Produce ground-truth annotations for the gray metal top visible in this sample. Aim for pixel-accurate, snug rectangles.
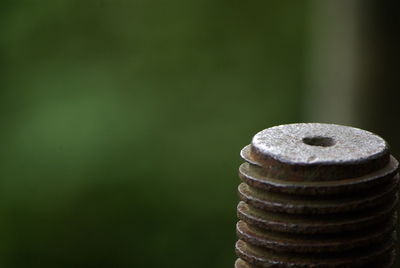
[251,123,388,165]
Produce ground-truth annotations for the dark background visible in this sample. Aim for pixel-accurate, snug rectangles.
[0,1,398,267]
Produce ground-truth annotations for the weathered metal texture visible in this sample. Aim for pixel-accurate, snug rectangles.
[235,123,399,267]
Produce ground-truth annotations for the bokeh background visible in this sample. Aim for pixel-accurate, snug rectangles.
[0,1,398,267]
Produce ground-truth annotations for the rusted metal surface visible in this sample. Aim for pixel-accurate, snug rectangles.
[235,123,399,267]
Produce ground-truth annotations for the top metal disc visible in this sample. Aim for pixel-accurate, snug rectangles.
[252,123,388,165]
[248,123,390,180]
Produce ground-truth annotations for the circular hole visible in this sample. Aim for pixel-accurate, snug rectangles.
[302,136,335,147]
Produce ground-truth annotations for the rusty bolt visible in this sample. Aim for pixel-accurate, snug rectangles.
[235,123,398,267]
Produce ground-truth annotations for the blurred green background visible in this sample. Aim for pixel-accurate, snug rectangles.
[0,1,398,267]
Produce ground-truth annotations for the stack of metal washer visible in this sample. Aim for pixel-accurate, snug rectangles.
[235,123,399,267]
